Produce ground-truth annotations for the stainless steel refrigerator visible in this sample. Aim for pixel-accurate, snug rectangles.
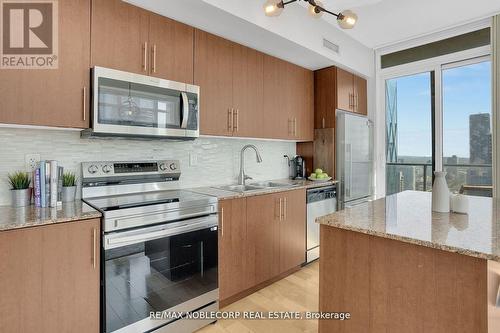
[336,110,373,209]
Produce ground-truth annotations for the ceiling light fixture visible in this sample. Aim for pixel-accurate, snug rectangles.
[263,0,358,29]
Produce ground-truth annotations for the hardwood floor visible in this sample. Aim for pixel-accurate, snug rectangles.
[198,261,319,333]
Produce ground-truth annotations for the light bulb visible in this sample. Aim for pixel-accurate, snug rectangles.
[308,0,324,18]
[263,0,284,17]
[337,10,357,29]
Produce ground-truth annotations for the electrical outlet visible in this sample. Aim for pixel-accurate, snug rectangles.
[189,153,198,167]
[25,154,41,172]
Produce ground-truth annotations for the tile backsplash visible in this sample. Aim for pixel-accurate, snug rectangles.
[0,127,296,206]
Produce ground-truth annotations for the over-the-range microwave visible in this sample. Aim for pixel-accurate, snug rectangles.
[82,66,199,140]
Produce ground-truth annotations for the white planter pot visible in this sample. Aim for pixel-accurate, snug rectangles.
[11,188,31,207]
[432,171,450,213]
[62,186,76,202]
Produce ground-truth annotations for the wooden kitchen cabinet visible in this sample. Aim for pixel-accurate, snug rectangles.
[148,13,194,83]
[262,58,314,141]
[353,74,368,115]
[91,0,149,75]
[336,67,367,115]
[314,66,367,129]
[219,189,306,305]
[0,0,90,128]
[92,0,193,82]
[0,219,100,333]
[279,189,306,273]
[262,55,290,140]
[194,29,234,136]
[314,67,337,129]
[218,198,253,300]
[232,44,264,138]
[336,67,355,113]
[246,193,281,285]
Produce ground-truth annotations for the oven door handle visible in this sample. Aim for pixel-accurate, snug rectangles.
[105,216,217,249]
[180,92,189,129]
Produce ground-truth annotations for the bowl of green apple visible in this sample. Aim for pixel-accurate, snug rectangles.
[308,169,332,182]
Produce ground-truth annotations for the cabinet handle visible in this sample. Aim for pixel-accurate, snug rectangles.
[233,109,239,132]
[221,207,224,237]
[151,44,157,74]
[82,86,87,121]
[228,109,233,132]
[322,117,325,129]
[142,42,148,72]
[283,197,287,220]
[279,198,283,221]
[91,227,97,269]
[294,118,297,136]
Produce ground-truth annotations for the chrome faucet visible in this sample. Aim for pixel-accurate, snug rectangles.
[238,145,263,185]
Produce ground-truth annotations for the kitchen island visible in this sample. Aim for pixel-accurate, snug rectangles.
[317,191,500,333]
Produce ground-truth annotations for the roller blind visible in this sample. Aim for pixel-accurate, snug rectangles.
[381,28,491,69]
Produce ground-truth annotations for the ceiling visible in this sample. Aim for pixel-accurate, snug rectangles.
[313,0,500,48]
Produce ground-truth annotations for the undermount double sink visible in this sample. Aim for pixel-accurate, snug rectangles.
[215,181,300,193]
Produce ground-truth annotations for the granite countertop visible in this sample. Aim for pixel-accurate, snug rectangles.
[0,201,102,232]
[189,178,338,200]
[317,191,500,261]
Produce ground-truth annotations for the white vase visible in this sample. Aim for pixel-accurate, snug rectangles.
[432,171,450,213]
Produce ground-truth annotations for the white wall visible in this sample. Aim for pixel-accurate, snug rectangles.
[0,128,295,206]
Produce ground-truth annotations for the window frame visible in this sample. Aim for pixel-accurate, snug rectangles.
[375,41,491,197]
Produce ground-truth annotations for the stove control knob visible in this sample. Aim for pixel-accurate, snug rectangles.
[159,163,167,171]
[102,165,112,174]
[88,165,98,174]
[169,163,177,171]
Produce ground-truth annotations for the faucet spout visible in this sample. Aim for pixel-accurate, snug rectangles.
[238,145,263,185]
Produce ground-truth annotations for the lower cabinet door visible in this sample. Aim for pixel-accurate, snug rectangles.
[279,189,306,273]
[247,193,281,285]
[218,198,251,301]
[0,219,100,333]
[41,219,100,332]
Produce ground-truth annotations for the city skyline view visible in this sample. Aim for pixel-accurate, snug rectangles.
[389,60,492,160]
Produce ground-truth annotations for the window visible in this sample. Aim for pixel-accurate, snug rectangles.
[442,59,492,196]
[382,54,492,197]
[386,72,433,195]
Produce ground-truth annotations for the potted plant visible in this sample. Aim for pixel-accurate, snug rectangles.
[62,172,77,202]
[8,171,31,207]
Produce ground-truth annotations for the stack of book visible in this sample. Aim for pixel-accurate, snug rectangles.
[33,161,63,208]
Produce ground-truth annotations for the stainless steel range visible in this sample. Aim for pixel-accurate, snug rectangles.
[82,160,219,333]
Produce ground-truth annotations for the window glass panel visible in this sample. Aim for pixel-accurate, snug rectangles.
[442,60,492,197]
[386,72,433,195]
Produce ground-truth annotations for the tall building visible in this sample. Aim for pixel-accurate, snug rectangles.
[467,113,492,185]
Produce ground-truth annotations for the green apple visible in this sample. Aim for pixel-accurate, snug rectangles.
[310,173,317,179]
[318,173,327,179]
[323,173,329,178]
[314,168,323,175]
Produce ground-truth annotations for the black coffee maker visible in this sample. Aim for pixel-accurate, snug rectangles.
[292,155,306,180]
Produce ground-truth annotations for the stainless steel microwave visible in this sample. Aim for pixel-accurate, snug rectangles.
[83,67,199,140]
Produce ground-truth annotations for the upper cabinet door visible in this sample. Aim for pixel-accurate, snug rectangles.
[0,0,91,128]
[262,55,289,140]
[336,67,354,112]
[354,75,368,115]
[91,0,149,74]
[295,67,314,141]
[314,67,336,129]
[232,44,264,138]
[148,13,194,83]
[195,30,234,136]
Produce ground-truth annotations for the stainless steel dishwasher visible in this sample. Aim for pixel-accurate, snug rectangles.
[306,185,337,263]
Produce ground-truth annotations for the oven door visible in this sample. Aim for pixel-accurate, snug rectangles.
[92,67,199,139]
[103,215,218,333]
